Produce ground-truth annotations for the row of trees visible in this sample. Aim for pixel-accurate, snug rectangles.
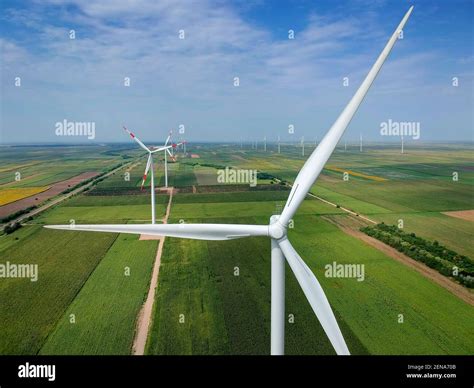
[3,222,22,234]
[0,205,37,224]
[361,223,474,288]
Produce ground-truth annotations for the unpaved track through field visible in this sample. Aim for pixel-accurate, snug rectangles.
[132,188,173,355]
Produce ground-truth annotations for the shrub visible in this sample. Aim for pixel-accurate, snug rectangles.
[4,222,22,234]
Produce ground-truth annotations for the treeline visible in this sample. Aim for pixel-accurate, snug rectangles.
[0,206,37,223]
[183,162,288,185]
[3,222,22,235]
[256,172,286,185]
[361,223,474,288]
[183,162,227,169]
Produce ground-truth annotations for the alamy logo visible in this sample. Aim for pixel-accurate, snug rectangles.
[380,119,420,140]
[18,362,55,382]
[325,261,365,282]
[0,262,38,282]
[55,119,96,139]
[217,167,257,187]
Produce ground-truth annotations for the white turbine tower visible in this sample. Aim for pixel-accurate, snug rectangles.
[301,136,305,157]
[264,136,267,152]
[179,134,187,155]
[46,7,413,356]
[123,126,175,224]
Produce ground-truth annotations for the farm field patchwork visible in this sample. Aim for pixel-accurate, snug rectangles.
[0,143,472,356]
[40,233,158,355]
[0,226,117,354]
[147,210,474,354]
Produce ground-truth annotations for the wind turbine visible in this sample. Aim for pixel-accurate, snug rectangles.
[123,126,175,224]
[178,133,187,155]
[46,7,413,356]
[158,130,185,188]
[264,136,267,152]
[277,135,281,154]
[301,136,305,157]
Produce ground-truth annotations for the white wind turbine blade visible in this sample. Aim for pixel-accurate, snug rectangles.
[45,223,269,241]
[141,154,152,190]
[164,130,172,146]
[277,238,350,355]
[150,145,173,153]
[166,147,177,162]
[123,126,150,152]
[278,6,413,227]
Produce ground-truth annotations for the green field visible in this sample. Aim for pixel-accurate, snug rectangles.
[0,143,472,355]
[0,226,116,354]
[145,200,474,355]
[40,233,158,355]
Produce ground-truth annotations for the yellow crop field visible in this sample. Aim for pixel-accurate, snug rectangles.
[326,166,387,182]
[0,186,50,206]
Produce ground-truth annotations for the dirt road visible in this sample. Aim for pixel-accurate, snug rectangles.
[132,188,174,355]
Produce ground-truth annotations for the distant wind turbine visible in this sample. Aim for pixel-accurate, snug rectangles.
[123,126,176,224]
[160,130,185,188]
[359,133,363,152]
[277,135,281,154]
[47,6,413,356]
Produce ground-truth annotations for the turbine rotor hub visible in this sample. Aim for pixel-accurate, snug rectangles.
[269,215,287,240]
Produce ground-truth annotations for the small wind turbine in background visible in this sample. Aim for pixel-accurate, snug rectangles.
[183,136,187,155]
[301,136,305,156]
[159,130,184,188]
[123,127,177,224]
[48,6,414,356]
[264,136,267,152]
[277,135,281,154]
[359,133,363,152]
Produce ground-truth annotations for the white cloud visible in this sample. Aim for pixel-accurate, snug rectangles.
[2,0,463,142]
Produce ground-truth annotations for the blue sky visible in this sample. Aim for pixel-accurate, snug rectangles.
[1,0,472,144]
